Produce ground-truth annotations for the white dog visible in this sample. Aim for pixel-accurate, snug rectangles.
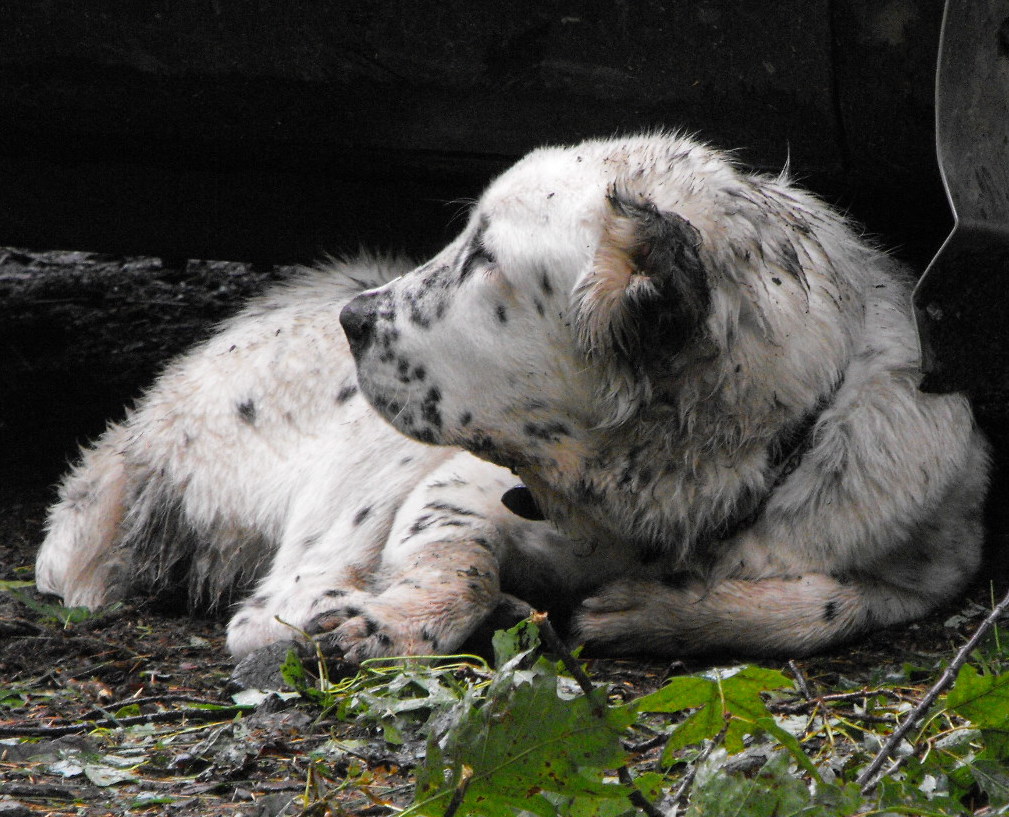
[36,133,990,662]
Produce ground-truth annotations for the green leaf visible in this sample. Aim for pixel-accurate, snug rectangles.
[636,666,791,762]
[686,753,814,817]
[491,617,541,667]
[4,588,96,626]
[969,759,1009,808]
[754,716,822,784]
[948,665,1009,730]
[410,650,634,816]
[279,648,326,703]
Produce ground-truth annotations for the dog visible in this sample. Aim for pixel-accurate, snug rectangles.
[35,132,990,662]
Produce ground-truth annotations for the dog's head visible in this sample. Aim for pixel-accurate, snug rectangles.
[341,134,868,503]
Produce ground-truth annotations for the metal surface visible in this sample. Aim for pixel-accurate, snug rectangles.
[914,0,1009,398]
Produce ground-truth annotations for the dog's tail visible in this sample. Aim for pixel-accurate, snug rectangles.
[35,423,132,609]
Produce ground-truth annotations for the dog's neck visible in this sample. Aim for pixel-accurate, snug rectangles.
[508,375,843,558]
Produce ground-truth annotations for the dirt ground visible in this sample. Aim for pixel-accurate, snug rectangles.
[1,249,1006,816]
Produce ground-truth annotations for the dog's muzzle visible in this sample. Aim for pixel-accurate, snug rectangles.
[340,293,378,355]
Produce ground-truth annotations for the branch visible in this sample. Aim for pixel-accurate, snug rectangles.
[857,585,1009,792]
[532,612,666,817]
[0,705,250,737]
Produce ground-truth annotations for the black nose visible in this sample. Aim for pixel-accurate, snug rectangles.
[340,294,377,354]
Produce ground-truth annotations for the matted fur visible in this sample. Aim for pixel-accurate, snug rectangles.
[37,133,990,661]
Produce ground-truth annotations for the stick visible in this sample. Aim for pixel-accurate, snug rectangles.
[532,612,665,817]
[0,705,251,737]
[442,765,474,817]
[857,585,1009,792]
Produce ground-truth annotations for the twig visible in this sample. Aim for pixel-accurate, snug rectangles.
[0,704,250,737]
[531,611,595,697]
[532,611,665,817]
[788,659,812,700]
[0,781,103,801]
[667,719,730,815]
[857,585,1009,793]
[617,766,667,817]
[442,765,474,817]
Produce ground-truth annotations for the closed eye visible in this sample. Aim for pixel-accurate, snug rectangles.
[459,239,497,281]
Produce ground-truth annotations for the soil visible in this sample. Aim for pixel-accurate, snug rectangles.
[0,249,1006,816]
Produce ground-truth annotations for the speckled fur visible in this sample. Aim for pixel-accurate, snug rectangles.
[36,133,989,661]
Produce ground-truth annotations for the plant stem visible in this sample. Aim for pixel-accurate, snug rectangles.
[857,585,1009,792]
[532,612,665,817]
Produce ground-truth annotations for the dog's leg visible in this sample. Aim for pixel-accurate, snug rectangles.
[306,455,525,662]
[35,424,131,608]
[573,568,959,658]
[226,453,523,662]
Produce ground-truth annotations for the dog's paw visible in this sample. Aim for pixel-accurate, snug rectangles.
[305,591,467,663]
[572,579,680,656]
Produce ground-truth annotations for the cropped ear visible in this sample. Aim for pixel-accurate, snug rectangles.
[575,188,710,362]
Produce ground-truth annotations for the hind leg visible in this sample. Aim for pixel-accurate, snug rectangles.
[35,425,131,608]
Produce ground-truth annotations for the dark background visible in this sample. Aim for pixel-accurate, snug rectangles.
[3,0,1005,520]
[1,0,950,266]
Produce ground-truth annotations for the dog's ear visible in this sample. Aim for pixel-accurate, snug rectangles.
[576,189,710,361]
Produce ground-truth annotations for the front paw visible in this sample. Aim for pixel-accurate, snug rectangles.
[305,599,406,663]
[573,579,682,657]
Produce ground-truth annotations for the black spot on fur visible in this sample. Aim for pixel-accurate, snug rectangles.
[823,600,838,622]
[777,240,804,284]
[459,411,473,427]
[414,429,437,444]
[424,501,481,518]
[771,277,783,286]
[301,533,321,552]
[495,304,508,323]
[336,384,358,404]
[540,271,554,296]
[362,617,379,636]
[409,304,431,329]
[421,387,442,429]
[323,589,347,598]
[524,421,570,442]
[353,506,372,526]
[237,399,257,425]
[408,514,434,536]
[534,299,546,316]
[413,366,426,381]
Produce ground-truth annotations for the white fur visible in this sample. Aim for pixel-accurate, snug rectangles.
[37,134,990,660]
